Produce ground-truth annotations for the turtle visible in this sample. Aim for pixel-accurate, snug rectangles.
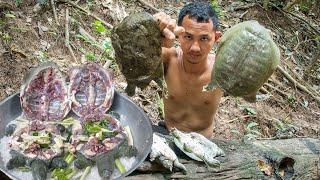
[68,61,114,121]
[111,12,164,96]
[150,133,187,173]
[171,128,225,168]
[204,20,280,102]
[20,61,71,121]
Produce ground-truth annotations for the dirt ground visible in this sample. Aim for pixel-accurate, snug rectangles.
[0,0,319,179]
[0,0,319,142]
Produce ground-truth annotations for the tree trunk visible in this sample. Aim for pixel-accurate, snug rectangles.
[125,138,320,179]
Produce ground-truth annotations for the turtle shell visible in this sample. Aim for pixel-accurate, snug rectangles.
[208,20,280,101]
[111,12,163,95]
[68,61,114,121]
[20,62,71,121]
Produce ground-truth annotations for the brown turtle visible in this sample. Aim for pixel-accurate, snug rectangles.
[204,20,280,102]
[111,12,163,95]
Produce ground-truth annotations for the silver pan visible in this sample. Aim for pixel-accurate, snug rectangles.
[0,91,153,179]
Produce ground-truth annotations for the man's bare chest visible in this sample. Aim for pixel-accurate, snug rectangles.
[165,71,216,106]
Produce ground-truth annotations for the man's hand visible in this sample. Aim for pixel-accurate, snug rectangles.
[153,12,185,48]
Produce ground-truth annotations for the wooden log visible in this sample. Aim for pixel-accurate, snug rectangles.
[125,138,320,179]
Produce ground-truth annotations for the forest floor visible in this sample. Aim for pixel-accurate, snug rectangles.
[0,0,319,143]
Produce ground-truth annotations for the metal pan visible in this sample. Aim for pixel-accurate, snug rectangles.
[0,91,153,179]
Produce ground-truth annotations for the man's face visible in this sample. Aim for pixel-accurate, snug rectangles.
[179,15,220,64]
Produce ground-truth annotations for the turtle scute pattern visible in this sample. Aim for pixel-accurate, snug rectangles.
[208,20,280,101]
[111,12,163,95]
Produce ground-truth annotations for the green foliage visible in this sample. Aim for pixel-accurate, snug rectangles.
[273,0,286,8]
[92,20,107,34]
[0,20,5,29]
[85,52,96,61]
[115,159,126,174]
[287,95,297,108]
[84,120,111,134]
[5,13,15,18]
[0,32,12,42]
[52,168,73,180]
[244,122,262,141]
[15,0,22,6]
[18,166,31,172]
[76,34,113,61]
[156,93,164,118]
[84,120,116,140]
[244,107,257,115]
[102,39,112,51]
[272,117,298,136]
[210,0,223,18]
[237,102,257,115]
[299,0,316,14]
[100,38,114,60]
[76,34,95,45]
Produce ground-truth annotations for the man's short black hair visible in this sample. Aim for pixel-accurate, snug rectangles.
[178,2,219,30]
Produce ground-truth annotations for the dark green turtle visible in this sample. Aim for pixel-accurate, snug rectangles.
[111,12,163,96]
[204,20,280,102]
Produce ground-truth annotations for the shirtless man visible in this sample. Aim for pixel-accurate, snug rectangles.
[154,2,223,138]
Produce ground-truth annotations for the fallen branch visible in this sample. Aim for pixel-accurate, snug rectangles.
[79,27,97,42]
[283,57,320,97]
[134,138,320,179]
[270,2,320,35]
[136,0,160,13]
[103,60,113,69]
[264,82,289,97]
[233,3,256,11]
[277,66,320,103]
[259,86,269,94]
[65,8,78,63]
[224,115,253,124]
[58,0,113,29]
[50,0,59,25]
